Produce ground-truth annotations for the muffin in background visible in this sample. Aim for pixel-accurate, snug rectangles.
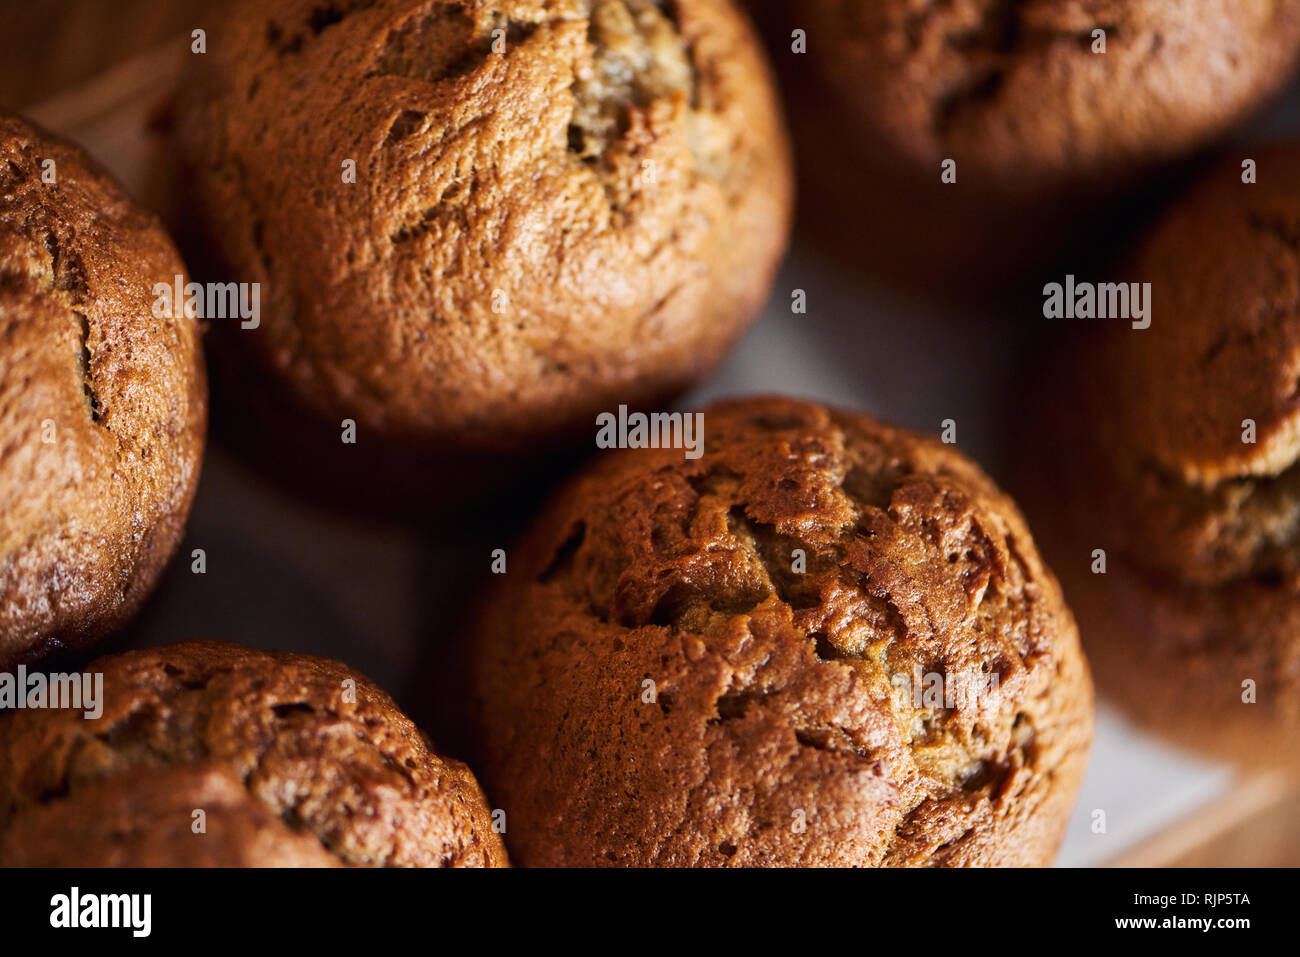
[1020,145,1300,765]
[0,641,509,867]
[176,0,791,465]
[770,0,1300,289]
[471,396,1093,867]
[0,112,206,670]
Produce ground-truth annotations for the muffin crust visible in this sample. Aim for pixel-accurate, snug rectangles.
[1041,146,1300,762]
[801,0,1300,194]
[769,0,1300,288]
[0,113,206,668]
[178,0,791,451]
[471,396,1093,866]
[0,641,509,867]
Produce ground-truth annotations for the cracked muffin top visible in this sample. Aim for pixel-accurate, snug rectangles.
[800,0,1300,192]
[0,641,509,867]
[177,0,791,450]
[471,396,1093,866]
[0,113,206,669]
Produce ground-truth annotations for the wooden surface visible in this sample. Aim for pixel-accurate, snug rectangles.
[0,0,225,112]
[1164,791,1300,867]
[1106,770,1300,867]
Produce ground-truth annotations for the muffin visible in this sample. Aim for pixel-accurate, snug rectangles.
[1027,146,1300,764]
[0,113,206,669]
[470,396,1094,866]
[0,641,508,867]
[776,0,1300,286]
[177,0,791,455]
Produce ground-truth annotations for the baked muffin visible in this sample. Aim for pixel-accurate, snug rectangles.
[177,0,791,454]
[470,396,1094,866]
[776,0,1300,286]
[1026,146,1300,764]
[0,641,508,867]
[0,113,206,669]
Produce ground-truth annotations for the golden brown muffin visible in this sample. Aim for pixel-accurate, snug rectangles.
[775,0,1300,286]
[177,0,791,454]
[1026,146,1300,765]
[0,113,206,669]
[0,641,509,867]
[470,396,1093,867]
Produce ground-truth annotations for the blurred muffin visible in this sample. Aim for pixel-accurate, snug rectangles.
[0,113,206,669]
[177,0,791,458]
[776,0,1300,287]
[1027,146,1300,764]
[0,641,508,867]
[470,396,1093,867]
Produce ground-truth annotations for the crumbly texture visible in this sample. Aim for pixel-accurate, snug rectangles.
[471,396,1093,866]
[0,641,509,867]
[0,113,206,669]
[1035,147,1300,763]
[177,0,791,451]
[802,0,1300,194]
